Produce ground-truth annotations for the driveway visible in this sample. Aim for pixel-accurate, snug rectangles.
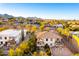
[50,45,73,56]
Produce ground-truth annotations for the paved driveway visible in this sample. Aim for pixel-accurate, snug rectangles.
[50,45,73,56]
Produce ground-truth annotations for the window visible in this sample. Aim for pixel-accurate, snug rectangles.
[55,38,62,45]
[1,41,3,44]
[57,38,59,40]
[37,42,41,45]
[5,37,7,39]
[5,42,7,45]
[37,42,40,44]
[50,43,52,46]
[61,39,64,43]
[56,38,60,43]
[46,38,48,41]
[0,41,3,45]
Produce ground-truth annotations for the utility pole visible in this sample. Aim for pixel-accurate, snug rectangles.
[19,17,24,41]
[21,27,24,41]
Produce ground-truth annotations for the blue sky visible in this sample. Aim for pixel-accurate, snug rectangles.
[0,3,79,19]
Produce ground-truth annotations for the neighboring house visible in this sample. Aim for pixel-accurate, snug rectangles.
[0,29,27,47]
[0,17,3,22]
[35,30,63,47]
[70,31,79,37]
[43,24,63,30]
[2,18,8,22]
[44,23,51,27]
[44,24,55,30]
[53,24,63,28]
[27,19,35,24]
[44,26,56,30]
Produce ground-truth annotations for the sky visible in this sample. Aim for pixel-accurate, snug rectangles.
[0,3,79,19]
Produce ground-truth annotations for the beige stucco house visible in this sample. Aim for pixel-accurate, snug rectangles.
[35,30,63,47]
[35,30,73,55]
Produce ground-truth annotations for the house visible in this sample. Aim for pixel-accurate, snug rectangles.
[0,29,27,47]
[2,18,8,22]
[35,29,79,55]
[35,30,63,47]
[35,30,73,55]
[44,23,55,30]
[53,24,63,28]
[70,31,79,37]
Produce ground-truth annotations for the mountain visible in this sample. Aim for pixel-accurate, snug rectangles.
[0,14,14,18]
[0,14,2,16]
[27,17,42,20]
[0,14,42,20]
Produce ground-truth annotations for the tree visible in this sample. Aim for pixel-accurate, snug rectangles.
[0,27,8,31]
[0,22,3,25]
[74,53,79,56]
[15,47,23,56]
[72,35,79,47]
[28,32,37,52]
[19,42,28,50]
[25,24,32,32]
[39,51,47,56]
[32,25,37,32]
[57,27,63,33]
[8,32,37,56]
[44,44,51,56]
[8,48,15,56]
[57,28,70,36]
[32,51,38,56]
[62,28,70,36]
[0,49,4,56]
[39,25,44,31]
[32,51,47,56]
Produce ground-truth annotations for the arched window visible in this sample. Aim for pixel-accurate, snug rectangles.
[55,38,61,44]
[5,37,7,40]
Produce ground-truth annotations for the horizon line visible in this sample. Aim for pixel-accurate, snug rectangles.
[1,13,79,20]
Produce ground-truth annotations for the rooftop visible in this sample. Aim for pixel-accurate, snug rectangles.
[0,29,21,37]
[70,31,79,34]
[53,24,63,27]
[35,30,62,40]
